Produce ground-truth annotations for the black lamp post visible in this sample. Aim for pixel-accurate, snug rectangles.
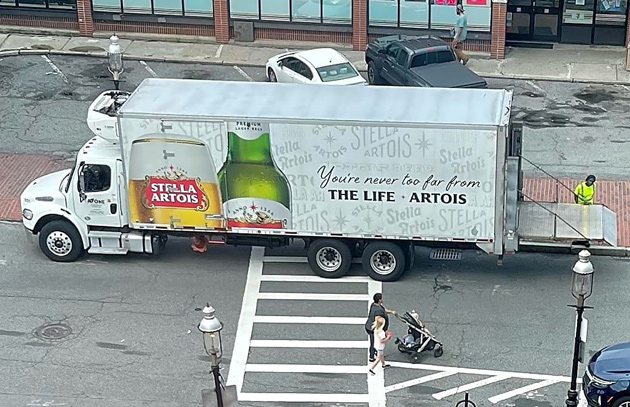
[107,35,124,90]
[566,250,594,407]
[198,304,224,407]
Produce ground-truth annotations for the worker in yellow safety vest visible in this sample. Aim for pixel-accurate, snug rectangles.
[574,175,596,205]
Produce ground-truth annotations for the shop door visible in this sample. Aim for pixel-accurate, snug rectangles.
[507,0,563,41]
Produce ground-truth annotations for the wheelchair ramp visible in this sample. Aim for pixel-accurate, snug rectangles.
[518,202,617,246]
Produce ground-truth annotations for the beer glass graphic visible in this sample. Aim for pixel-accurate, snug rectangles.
[128,134,224,229]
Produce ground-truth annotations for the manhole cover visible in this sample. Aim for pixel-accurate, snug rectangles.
[34,322,72,340]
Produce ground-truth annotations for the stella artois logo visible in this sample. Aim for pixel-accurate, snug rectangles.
[142,165,209,211]
[227,201,285,229]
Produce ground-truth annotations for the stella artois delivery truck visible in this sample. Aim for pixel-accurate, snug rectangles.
[19,79,617,281]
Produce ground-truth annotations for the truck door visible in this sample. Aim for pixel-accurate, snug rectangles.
[392,48,410,85]
[74,161,123,227]
[381,43,402,85]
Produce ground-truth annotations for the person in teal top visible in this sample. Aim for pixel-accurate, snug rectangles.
[452,4,469,65]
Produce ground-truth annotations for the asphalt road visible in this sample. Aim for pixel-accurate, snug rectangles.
[1,55,630,180]
[1,221,630,407]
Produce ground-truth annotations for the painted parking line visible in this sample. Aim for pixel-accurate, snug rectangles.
[226,250,384,407]
[432,375,510,400]
[488,379,561,404]
[139,60,158,77]
[41,55,69,84]
[234,65,253,82]
[384,371,458,393]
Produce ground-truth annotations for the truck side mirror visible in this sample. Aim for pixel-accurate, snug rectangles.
[378,48,386,54]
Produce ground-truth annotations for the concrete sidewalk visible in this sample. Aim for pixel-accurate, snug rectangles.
[1,26,630,84]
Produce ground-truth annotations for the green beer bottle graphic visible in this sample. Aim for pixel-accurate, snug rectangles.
[218,121,292,229]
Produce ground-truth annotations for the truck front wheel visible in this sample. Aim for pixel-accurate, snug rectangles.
[307,239,352,279]
[362,242,406,282]
[39,220,83,262]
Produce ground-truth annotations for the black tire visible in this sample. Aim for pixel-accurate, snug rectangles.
[307,239,352,278]
[39,220,83,262]
[268,68,278,82]
[434,346,444,358]
[367,61,382,85]
[361,241,406,282]
[611,396,630,407]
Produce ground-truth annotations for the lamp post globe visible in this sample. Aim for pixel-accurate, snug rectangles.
[107,35,124,89]
[571,250,594,300]
[198,304,223,367]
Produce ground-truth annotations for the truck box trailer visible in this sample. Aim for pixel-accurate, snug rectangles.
[20,79,617,281]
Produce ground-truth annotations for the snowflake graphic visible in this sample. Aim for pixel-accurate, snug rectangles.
[363,214,373,228]
[415,133,432,158]
[333,210,348,229]
[325,131,336,148]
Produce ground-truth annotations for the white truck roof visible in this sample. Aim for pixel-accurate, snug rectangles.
[118,78,513,128]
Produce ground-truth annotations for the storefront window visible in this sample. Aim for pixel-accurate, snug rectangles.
[262,0,290,20]
[16,0,46,7]
[562,0,595,24]
[92,0,209,15]
[596,0,627,24]
[230,0,258,18]
[229,0,351,23]
[401,0,429,28]
[369,0,489,30]
[0,0,16,6]
[184,0,213,16]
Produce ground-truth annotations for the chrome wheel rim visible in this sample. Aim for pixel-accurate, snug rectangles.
[316,247,342,272]
[370,250,396,275]
[46,231,73,257]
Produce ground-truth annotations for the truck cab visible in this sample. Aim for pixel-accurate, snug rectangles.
[20,90,161,262]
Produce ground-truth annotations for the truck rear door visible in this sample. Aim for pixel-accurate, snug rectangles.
[381,43,403,85]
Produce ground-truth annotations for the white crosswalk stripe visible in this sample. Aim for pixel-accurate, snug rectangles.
[227,250,584,406]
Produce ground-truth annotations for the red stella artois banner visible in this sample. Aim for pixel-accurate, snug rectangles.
[143,176,209,211]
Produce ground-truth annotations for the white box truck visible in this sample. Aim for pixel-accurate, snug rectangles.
[20,79,617,281]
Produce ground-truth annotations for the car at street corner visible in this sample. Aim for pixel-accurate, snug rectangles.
[583,342,630,407]
[266,48,366,86]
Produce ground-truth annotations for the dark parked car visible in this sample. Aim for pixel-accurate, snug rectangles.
[365,35,487,88]
[583,342,630,407]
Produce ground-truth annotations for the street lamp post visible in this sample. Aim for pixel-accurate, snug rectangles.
[107,35,124,90]
[198,304,224,407]
[566,250,594,407]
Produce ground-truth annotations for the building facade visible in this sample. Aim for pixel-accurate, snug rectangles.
[1,0,628,59]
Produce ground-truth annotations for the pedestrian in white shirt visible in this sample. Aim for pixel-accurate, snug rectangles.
[369,316,391,375]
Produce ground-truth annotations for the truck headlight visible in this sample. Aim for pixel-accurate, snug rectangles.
[22,209,33,220]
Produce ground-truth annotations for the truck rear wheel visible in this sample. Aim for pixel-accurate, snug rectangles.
[367,61,382,85]
[362,241,406,282]
[39,220,83,262]
[307,239,352,279]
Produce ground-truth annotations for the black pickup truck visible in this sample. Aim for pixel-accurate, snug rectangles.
[365,35,487,88]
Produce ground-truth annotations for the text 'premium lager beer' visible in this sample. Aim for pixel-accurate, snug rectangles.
[128,135,224,228]
[218,122,292,229]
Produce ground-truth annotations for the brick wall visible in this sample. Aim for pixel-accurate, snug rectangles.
[94,20,215,36]
[254,27,352,43]
[352,0,367,51]
[368,34,490,52]
[77,0,94,36]
[213,0,229,43]
[0,14,79,30]
[490,0,507,59]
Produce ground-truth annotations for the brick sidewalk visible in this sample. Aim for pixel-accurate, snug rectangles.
[523,177,630,247]
[1,153,628,246]
[0,153,70,221]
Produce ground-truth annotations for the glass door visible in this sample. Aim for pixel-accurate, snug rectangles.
[507,0,562,41]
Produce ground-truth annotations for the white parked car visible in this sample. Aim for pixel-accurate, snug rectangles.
[266,48,366,85]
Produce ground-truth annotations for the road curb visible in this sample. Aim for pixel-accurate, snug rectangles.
[3,47,630,84]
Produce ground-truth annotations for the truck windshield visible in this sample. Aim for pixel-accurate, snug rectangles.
[316,63,359,82]
[411,50,455,68]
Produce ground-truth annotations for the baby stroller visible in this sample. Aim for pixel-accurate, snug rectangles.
[394,310,444,358]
